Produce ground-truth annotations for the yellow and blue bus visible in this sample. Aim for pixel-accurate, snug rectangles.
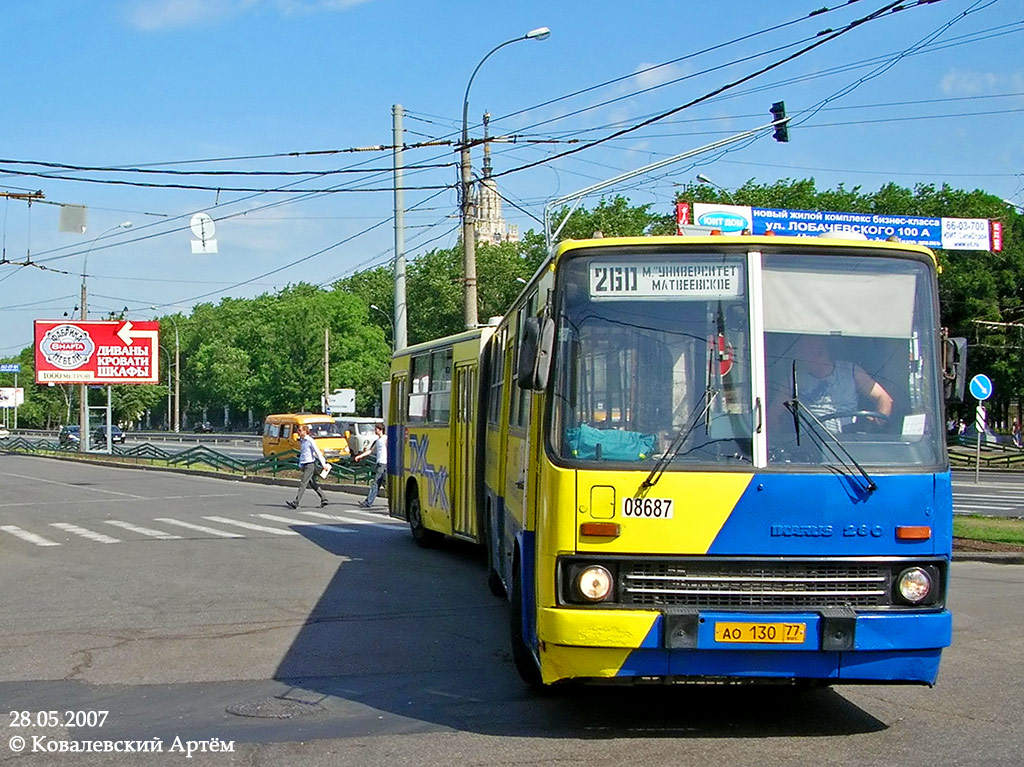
[390,234,955,687]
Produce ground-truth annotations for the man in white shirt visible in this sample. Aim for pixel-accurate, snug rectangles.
[286,423,329,509]
[354,423,387,507]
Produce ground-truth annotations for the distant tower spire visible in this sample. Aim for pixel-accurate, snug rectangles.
[482,112,492,179]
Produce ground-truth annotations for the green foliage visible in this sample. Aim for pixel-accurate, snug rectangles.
[5,184,1021,429]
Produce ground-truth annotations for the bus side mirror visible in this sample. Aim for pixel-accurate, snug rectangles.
[517,316,555,391]
[943,336,967,403]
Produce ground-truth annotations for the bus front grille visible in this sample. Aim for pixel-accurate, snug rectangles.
[620,561,890,608]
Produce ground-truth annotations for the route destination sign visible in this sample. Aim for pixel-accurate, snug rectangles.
[34,320,160,385]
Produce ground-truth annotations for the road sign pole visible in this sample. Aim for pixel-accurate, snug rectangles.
[968,374,993,484]
[975,405,983,483]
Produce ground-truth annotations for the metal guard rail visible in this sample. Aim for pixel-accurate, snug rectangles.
[0,439,377,484]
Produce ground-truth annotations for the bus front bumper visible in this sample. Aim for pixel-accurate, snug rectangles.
[536,606,951,685]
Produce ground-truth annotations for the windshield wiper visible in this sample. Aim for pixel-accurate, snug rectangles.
[637,387,719,496]
[784,399,878,494]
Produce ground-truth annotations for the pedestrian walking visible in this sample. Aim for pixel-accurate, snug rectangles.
[353,422,387,508]
[1013,418,1022,448]
[286,423,329,509]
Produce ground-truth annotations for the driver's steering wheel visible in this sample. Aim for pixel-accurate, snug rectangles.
[818,410,890,432]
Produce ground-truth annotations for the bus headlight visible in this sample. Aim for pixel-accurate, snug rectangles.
[896,567,932,604]
[576,565,614,602]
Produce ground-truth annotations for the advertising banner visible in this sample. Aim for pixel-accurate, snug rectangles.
[688,203,1000,251]
[34,320,160,385]
[0,388,24,408]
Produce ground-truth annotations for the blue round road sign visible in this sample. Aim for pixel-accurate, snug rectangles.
[969,374,993,401]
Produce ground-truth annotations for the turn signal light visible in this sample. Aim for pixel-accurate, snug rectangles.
[896,525,932,540]
[580,522,621,538]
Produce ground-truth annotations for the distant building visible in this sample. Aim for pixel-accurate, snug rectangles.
[472,113,519,245]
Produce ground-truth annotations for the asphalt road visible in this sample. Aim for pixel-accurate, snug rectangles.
[1,454,1022,766]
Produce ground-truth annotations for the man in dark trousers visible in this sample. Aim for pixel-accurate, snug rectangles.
[353,422,387,507]
[286,423,329,509]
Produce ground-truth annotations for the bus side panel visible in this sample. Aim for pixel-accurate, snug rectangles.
[404,424,454,536]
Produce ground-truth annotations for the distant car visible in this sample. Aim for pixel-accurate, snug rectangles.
[0,427,9,440]
[334,417,382,455]
[195,421,214,433]
[92,425,126,445]
[58,425,80,447]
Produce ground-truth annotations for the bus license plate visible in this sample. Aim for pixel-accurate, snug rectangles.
[714,622,806,644]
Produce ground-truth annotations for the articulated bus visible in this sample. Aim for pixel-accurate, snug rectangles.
[389,234,955,687]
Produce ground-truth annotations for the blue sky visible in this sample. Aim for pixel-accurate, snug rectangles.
[1,0,1021,356]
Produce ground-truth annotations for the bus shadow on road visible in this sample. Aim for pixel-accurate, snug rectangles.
[271,525,887,739]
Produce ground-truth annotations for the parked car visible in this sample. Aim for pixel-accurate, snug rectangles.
[92,425,126,445]
[58,425,80,447]
[334,416,382,455]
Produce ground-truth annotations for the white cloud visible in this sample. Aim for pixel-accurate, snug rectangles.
[940,69,1024,96]
[125,0,373,31]
[630,61,686,92]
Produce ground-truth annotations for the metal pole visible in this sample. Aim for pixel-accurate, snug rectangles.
[460,133,478,330]
[174,323,180,432]
[324,327,330,413]
[392,104,408,350]
[461,28,550,330]
[77,221,131,448]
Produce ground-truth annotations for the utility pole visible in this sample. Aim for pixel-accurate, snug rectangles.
[324,327,330,414]
[460,124,478,330]
[392,104,408,350]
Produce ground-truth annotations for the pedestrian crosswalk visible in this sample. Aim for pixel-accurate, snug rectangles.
[0,507,404,549]
[953,478,1024,517]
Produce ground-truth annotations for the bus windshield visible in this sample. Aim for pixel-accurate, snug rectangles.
[549,248,944,470]
[551,252,753,466]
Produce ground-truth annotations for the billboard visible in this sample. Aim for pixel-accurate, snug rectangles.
[34,320,160,385]
[0,388,24,408]
[687,203,1001,251]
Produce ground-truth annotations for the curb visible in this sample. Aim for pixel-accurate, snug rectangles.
[953,552,1024,565]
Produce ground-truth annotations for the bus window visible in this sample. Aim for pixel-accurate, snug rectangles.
[428,349,453,423]
[551,254,752,464]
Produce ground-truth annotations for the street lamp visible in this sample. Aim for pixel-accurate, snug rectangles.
[460,26,550,330]
[695,173,736,204]
[158,345,172,430]
[78,221,132,450]
[163,314,181,432]
[369,304,395,349]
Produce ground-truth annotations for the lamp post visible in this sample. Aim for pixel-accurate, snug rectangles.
[148,306,182,433]
[695,173,736,204]
[158,345,172,429]
[369,304,395,349]
[460,26,550,330]
[164,314,181,432]
[78,221,132,450]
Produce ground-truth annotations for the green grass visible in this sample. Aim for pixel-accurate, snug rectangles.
[954,515,1024,546]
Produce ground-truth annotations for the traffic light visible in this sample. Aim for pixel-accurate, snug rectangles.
[770,101,789,143]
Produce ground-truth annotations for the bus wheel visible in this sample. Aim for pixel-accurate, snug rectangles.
[407,489,442,548]
[509,565,542,687]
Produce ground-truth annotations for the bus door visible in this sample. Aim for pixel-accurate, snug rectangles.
[452,362,478,539]
[389,373,408,522]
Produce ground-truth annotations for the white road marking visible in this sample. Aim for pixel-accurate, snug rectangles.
[1,471,145,499]
[202,516,298,535]
[255,513,355,534]
[1,525,61,547]
[153,518,245,538]
[104,520,183,540]
[300,510,404,529]
[49,522,121,544]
